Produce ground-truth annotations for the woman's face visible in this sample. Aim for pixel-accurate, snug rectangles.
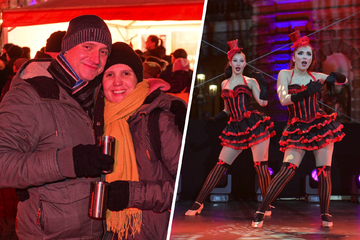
[293,45,313,71]
[102,64,137,103]
[230,53,246,75]
[145,36,155,50]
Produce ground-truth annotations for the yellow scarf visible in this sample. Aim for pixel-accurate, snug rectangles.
[104,80,149,239]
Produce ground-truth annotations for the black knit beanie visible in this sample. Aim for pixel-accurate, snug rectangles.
[3,43,14,52]
[7,45,23,59]
[61,15,112,53]
[103,42,143,83]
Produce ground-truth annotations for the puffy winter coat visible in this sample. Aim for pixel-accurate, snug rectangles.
[0,59,104,239]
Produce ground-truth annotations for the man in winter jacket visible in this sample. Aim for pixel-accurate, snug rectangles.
[0,15,114,239]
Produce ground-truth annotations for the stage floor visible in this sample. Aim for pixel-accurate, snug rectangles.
[170,199,360,240]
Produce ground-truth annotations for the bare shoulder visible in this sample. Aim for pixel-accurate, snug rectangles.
[311,71,328,79]
[278,69,291,78]
[221,79,229,88]
[244,76,256,87]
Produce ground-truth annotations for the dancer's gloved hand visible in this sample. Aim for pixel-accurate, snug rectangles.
[325,72,347,93]
[205,111,229,124]
[290,80,323,103]
[107,181,130,211]
[72,144,114,177]
[327,72,347,83]
[252,70,268,100]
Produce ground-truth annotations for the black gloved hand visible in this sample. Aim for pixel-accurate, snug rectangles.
[325,73,336,93]
[107,180,130,211]
[72,144,114,177]
[290,80,323,103]
[15,188,30,202]
[205,110,229,124]
[328,72,346,83]
[252,70,268,100]
[325,72,347,93]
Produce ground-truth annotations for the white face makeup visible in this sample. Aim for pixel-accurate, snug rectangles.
[293,45,313,71]
[230,52,246,75]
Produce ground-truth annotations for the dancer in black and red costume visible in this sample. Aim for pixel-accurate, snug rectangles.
[251,30,348,228]
[185,39,276,216]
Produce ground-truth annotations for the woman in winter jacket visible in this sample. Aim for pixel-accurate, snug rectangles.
[94,42,185,240]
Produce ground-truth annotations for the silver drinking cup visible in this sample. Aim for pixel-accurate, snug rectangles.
[89,181,109,219]
[98,135,115,174]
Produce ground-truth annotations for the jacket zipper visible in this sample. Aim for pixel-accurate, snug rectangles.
[36,208,41,226]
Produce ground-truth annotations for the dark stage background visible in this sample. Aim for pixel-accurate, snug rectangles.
[179,120,360,201]
[181,0,360,203]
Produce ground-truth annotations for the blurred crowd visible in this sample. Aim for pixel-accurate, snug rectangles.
[0,32,192,104]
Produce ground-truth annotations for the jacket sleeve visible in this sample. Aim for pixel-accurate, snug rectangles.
[129,180,174,212]
[165,71,189,93]
[0,86,66,188]
[128,110,182,212]
[159,64,173,82]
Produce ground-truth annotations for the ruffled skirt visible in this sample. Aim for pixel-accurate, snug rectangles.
[219,111,276,150]
[279,111,345,152]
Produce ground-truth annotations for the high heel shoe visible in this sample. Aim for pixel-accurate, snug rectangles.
[321,213,333,228]
[185,202,204,216]
[251,211,265,228]
[265,205,274,217]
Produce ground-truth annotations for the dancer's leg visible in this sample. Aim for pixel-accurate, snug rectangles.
[185,146,241,215]
[314,143,334,227]
[251,139,271,214]
[252,148,305,227]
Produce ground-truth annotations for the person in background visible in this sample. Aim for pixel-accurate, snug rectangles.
[94,42,185,240]
[35,30,67,59]
[146,56,168,71]
[160,48,190,82]
[5,45,23,73]
[143,35,166,59]
[165,57,192,104]
[143,60,162,79]
[251,30,347,229]
[0,57,28,102]
[0,15,114,239]
[0,45,23,93]
[0,43,14,62]
[21,46,31,59]
[185,39,276,217]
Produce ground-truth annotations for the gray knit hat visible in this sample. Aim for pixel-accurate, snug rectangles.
[61,15,112,53]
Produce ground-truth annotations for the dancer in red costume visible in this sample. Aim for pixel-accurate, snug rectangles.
[251,30,348,228]
[185,39,276,216]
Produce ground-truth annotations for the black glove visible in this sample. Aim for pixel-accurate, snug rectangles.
[205,111,229,124]
[325,73,336,93]
[290,80,323,103]
[107,180,130,211]
[72,144,114,177]
[253,70,268,100]
[15,188,30,202]
[325,72,347,93]
[328,71,346,83]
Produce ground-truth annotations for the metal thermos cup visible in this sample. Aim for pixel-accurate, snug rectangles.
[98,135,115,174]
[89,181,109,219]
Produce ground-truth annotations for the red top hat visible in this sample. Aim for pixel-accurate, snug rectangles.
[288,30,310,49]
[227,39,243,61]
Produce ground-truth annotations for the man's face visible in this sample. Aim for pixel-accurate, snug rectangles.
[63,41,109,81]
